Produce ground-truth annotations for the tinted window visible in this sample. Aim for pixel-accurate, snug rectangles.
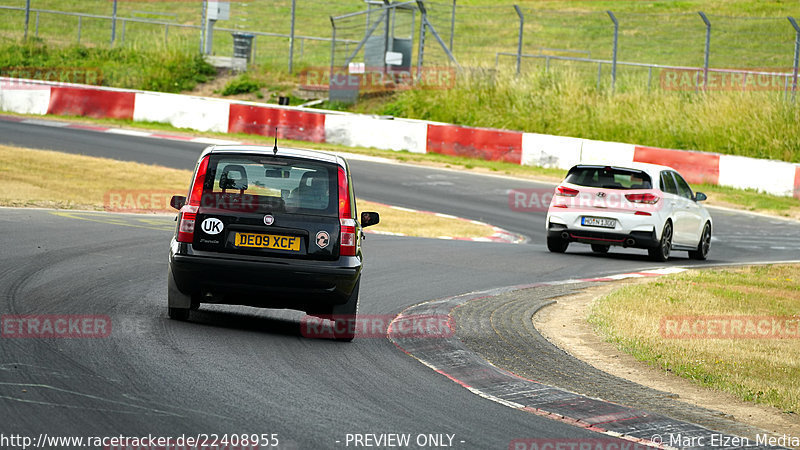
[672,172,694,199]
[564,166,652,189]
[660,171,678,195]
[202,155,338,216]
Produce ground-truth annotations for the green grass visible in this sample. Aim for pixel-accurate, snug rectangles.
[368,69,800,163]
[0,41,215,92]
[220,73,264,96]
[588,265,800,413]
[0,1,797,73]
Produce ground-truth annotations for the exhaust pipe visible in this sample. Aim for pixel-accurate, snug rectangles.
[561,231,570,241]
[624,238,635,247]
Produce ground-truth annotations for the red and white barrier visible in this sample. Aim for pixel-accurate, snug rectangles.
[0,81,50,115]
[521,133,583,169]
[1,76,798,199]
[325,114,427,153]
[134,92,229,133]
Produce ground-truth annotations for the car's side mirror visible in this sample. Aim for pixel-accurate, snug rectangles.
[694,192,707,202]
[361,211,380,228]
[170,195,187,210]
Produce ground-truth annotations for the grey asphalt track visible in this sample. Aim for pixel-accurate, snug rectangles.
[1,117,799,448]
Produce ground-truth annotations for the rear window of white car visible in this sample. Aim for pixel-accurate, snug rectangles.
[565,166,652,190]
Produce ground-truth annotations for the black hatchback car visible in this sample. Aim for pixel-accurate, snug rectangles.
[167,145,379,341]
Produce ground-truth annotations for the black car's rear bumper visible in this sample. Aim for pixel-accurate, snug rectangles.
[169,243,361,312]
[548,228,659,249]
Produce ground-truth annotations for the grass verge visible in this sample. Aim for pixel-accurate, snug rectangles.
[0,144,494,239]
[374,70,800,163]
[588,265,800,414]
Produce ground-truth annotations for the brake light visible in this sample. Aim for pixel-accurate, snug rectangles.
[177,205,199,243]
[625,193,659,204]
[187,155,210,206]
[555,186,579,197]
[338,166,356,256]
[634,211,652,216]
[176,156,209,243]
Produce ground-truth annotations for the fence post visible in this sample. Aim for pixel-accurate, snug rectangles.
[607,11,618,92]
[23,0,31,41]
[699,12,711,90]
[789,17,800,102]
[200,1,206,54]
[111,0,118,45]
[77,16,82,44]
[416,1,427,80]
[513,5,523,75]
[329,16,336,76]
[289,0,297,73]
[449,0,456,52]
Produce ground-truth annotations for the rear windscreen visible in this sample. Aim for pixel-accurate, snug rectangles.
[201,155,338,216]
[564,166,652,190]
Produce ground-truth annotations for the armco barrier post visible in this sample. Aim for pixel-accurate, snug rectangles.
[789,16,800,102]
[607,11,618,93]
[514,5,524,75]
[699,12,711,91]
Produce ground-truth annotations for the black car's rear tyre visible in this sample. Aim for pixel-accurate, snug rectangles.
[547,236,569,253]
[330,279,360,342]
[689,223,711,260]
[167,269,191,321]
[591,244,610,254]
[648,221,672,262]
[168,307,190,321]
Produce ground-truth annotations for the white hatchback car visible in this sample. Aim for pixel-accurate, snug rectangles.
[545,163,712,261]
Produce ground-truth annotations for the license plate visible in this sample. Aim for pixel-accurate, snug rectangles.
[581,217,616,229]
[234,233,301,251]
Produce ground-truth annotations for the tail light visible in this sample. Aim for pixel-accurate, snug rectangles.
[338,166,356,257]
[555,186,579,197]
[177,156,209,243]
[625,193,659,204]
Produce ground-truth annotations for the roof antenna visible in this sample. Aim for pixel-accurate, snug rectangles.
[273,127,278,155]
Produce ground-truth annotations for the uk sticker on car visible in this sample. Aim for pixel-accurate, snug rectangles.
[582,216,616,228]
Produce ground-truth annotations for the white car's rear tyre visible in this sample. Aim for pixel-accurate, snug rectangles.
[591,244,610,254]
[648,221,672,262]
[547,236,569,253]
[689,223,711,260]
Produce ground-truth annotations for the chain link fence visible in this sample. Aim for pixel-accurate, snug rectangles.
[1,1,798,94]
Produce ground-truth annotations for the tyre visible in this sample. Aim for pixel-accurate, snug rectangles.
[330,278,360,342]
[648,221,672,262]
[167,269,191,321]
[591,244,610,254]
[688,223,711,260]
[547,236,569,253]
